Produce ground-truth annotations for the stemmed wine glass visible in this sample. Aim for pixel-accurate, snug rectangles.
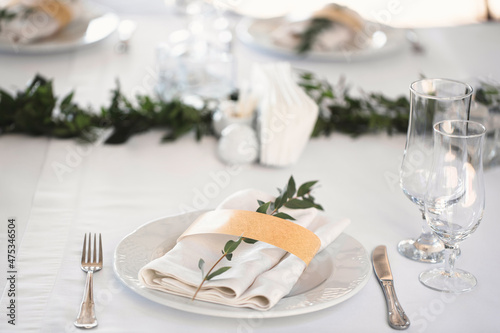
[399,79,473,263]
[420,120,486,292]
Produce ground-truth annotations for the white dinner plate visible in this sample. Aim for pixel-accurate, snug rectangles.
[0,2,119,54]
[114,210,371,318]
[236,17,406,61]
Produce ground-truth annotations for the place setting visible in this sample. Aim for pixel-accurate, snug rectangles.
[107,78,486,327]
[235,2,407,61]
[100,73,488,330]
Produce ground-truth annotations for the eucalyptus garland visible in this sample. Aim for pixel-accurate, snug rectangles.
[4,73,488,144]
[0,75,213,144]
[298,71,410,137]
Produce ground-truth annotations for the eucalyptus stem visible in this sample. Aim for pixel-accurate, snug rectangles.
[192,176,323,301]
[192,253,228,301]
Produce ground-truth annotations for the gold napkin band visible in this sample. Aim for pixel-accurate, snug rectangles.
[178,209,321,265]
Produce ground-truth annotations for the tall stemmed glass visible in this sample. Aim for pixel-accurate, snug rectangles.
[420,120,486,292]
[399,79,472,263]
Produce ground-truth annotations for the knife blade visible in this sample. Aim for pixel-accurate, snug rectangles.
[372,245,410,330]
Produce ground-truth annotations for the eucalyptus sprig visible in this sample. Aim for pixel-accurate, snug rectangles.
[0,7,36,33]
[296,18,333,54]
[193,176,323,301]
[0,9,17,32]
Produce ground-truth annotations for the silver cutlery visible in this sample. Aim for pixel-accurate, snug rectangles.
[372,245,410,330]
[74,233,103,329]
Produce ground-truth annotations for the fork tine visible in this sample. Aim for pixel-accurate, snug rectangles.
[87,232,91,264]
[93,233,97,263]
[98,234,103,264]
[81,233,87,263]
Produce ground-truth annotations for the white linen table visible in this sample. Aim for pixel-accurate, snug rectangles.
[1,13,500,333]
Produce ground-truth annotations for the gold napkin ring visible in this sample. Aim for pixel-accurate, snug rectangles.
[178,209,321,265]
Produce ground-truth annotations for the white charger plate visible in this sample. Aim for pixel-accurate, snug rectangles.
[236,17,406,61]
[0,2,119,54]
[113,210,371,318]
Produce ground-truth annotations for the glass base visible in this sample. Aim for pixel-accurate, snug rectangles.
[398,236,445,263]
[419,268,477,293]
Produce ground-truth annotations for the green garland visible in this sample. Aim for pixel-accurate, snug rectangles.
[298,72,410,137]
[0,75,213,144]
[0,72,458,144]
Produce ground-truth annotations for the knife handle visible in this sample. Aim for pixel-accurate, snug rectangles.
[380,280,410,330]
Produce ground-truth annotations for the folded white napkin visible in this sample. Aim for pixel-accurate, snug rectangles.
[139,189,349,310]
[253,62,319,167]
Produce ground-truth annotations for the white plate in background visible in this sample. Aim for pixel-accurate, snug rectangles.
[236,17,406,61]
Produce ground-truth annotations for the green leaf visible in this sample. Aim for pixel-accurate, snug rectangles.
[60,91,74,110]
[314,203,324,211]
[274,187,289,210]
[257,200,265,206]
[286,176,296,199]
[226,253,233,261]
[303,196,324,210]
[284,198,316,209]
[223,236,243,254]
[243,238,258,244]
[297,181,318,197]
[273,212,296,220]
[206,266,231,281]
[198,258,205,277]
[256,201,270,214]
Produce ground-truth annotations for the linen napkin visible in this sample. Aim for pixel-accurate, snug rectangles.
[139,189,349,310]
[271,3,365,52]
[0,0,81,43]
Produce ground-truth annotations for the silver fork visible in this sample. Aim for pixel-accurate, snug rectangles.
[74,233,103,329]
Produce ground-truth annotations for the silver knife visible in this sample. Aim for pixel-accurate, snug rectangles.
[372,245,410,330]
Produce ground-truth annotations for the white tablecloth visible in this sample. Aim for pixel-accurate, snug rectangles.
[1,13,500,333]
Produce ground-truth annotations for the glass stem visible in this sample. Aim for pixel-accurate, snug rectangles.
[444,244,458,277]
[419,211,434,238]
